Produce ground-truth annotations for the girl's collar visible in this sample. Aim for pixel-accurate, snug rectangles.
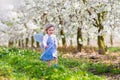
[47,34,55,37]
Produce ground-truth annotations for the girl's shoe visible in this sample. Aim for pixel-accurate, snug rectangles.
[54,64,59,68]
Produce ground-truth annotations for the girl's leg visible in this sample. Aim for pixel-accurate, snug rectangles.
[54,57,58,65]
[47,60,51,66]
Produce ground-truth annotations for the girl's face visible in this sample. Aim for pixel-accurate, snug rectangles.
[47,27,55,35]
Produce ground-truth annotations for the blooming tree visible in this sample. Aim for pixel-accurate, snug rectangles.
[0,0,120,54]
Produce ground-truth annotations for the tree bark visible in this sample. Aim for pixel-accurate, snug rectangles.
[87,37,90,46]
[97,12,107,54]
[98,35,107,54]
[26,38,29,47]
[70,39,73,47]
[31,36,35,47]
[18,40,21,47]
[36,42,39,48]
[77,27,83,52]
[21,40,24,48]
[110,34,113,46]
[87,33,90,46]
[97,27,107,54]
[8,41,14,47]
[60,29,66,46]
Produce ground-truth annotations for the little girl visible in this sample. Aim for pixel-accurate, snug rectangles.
[40,24,58,67]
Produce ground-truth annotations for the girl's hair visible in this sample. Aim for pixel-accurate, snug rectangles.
[45,24,55,32]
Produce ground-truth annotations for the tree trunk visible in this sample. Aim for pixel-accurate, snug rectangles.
[77,27,83,52]
[60,29,66,46]
[87,37,90,46]
[13,40,17,47]
[36,42,39,48]
[26,38,29,47]
[18,40,21,47]
[18,39,23,48]
[21,40,24,48]
[97,12,107,54]
[110,34,113,46]
[87,33,90,46]
[98,36,107,54]
[8,41,14,47]
[31,36,34,47]
[98,28,107,54]
[70,39,73,47]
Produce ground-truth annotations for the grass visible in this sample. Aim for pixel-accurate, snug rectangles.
[108,47,120,52]
[0,47,120,80]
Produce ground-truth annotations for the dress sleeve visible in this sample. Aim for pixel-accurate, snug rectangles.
[42,34,48,47]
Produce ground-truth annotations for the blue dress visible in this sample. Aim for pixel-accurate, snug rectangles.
[40,36,57,61]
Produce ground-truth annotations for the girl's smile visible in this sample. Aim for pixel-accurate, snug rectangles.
[47,27,55,35]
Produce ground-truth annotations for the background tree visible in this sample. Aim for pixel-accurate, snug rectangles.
[0,0,120,51]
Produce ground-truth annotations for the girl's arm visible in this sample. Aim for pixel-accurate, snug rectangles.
[54,35,58,48]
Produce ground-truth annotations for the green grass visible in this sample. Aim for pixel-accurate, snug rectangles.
[0,47,119,80]
[108,47,120,52]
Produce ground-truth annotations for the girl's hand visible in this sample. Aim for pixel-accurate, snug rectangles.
[45,46,48,48]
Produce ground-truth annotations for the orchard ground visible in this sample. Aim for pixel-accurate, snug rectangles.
[0,46,120,80]
[35,46,120,80]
